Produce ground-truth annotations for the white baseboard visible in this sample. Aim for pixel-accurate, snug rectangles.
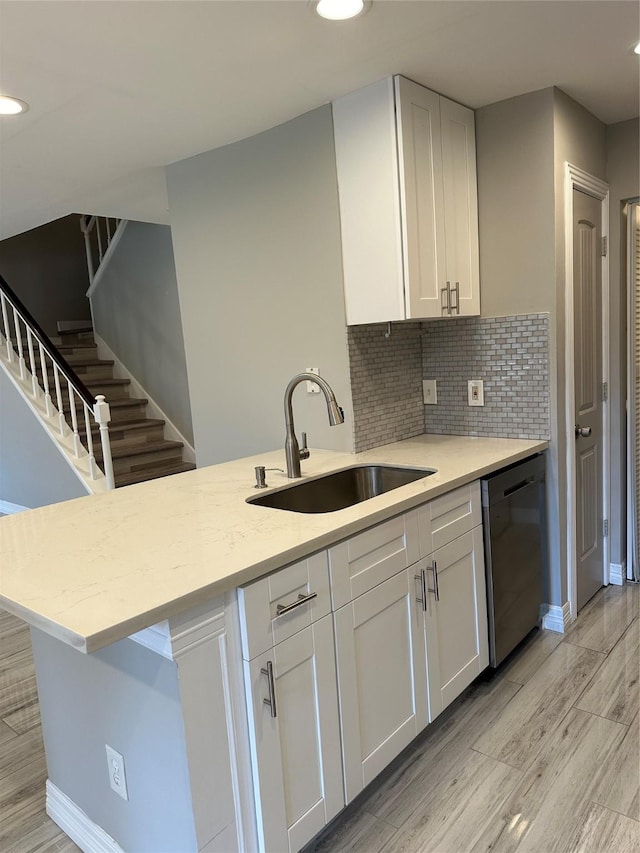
[0,499,30,514]
[93,334,195,464]
[610,560,626,586]
[46,780,124,853]
[540,601,572,633]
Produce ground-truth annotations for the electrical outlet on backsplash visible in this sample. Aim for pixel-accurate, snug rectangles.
[347,314,550,453]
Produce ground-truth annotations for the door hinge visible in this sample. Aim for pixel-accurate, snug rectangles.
[602,381,608,402]
[601,236,607,257]
[603,519,609,538]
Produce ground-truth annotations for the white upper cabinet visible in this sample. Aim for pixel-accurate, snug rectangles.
[332,75,480,324]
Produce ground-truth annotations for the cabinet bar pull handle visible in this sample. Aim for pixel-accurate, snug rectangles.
[428,561,440,601]
[441,283,451,316]
[261,660,277,718]
[414,570,427,611]
[451,282,460,314]
[275,591,318,617]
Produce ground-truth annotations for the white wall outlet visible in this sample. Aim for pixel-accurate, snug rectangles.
[305,367,320,394]
[423,379,438,405]
[105,744,129,801]
[468,379,485,407]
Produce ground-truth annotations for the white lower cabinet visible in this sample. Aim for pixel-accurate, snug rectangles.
[238,481,489,850]
[243,614,343,853]
[417,527,489,721]
[334,568,428,803]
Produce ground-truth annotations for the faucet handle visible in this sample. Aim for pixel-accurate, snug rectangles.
[299,431,310,461]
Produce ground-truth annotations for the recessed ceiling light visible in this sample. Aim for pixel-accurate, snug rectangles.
[0,95,29,116]
[313,0,370,21]
[634,41,640,55]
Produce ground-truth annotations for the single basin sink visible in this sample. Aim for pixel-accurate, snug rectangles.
[247,464,436,514]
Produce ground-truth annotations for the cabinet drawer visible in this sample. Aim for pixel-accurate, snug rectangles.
[329,511,420,609]
[417,481,481,555]
[238,551,331,660]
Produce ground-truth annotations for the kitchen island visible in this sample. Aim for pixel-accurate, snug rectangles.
[0,434,548,852]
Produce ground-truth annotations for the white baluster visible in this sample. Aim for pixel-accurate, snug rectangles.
[67,382,81,456]
[84,404,98,480]
[83,223,95,286]
[105,217,112,241]
[52,363,66,435]
[93,395,114,489]
[38,343,53,416]
[0,292,13,361]
[12,308,26,379]
[96,217,104,263]
[26,328,39,397]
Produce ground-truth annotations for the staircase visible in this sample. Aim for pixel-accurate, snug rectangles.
[53,325,195,488]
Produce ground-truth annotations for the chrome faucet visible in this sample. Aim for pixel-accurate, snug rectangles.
[284,372,344,478]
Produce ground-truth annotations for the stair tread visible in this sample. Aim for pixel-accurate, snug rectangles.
[116,462,196,488]
[57,327,94,336]
[108,397,148,408]
[89,418,165,433]
[62,357,114,367]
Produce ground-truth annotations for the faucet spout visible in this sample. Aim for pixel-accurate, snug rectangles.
[284,373,344,478]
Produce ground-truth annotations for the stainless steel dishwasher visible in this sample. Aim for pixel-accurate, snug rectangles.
[481,454,546,668]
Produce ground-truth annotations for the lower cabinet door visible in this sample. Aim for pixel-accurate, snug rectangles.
[424,526,489,720]
[334,569,428,803]
[244,615,343,853]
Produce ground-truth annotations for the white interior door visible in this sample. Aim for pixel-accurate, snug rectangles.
[573,188,605,610]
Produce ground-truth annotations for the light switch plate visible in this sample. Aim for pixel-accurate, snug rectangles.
[468,379,485,407]
[423,379,438,405]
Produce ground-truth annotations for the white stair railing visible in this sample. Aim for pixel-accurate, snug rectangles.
[0,274,115,491]
[80,215,122,288]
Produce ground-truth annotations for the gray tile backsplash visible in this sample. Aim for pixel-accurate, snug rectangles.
[421,314,550,439]
[348,313,550,452]
[348,322,424,452]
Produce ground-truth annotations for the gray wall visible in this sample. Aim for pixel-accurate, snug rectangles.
[90,222,194,444]
[31,629,198,853]
[475,87,608,608]
[0,370,89,507]
[166,105,354,466]
[606,118,640,567]
[0,215,90,337]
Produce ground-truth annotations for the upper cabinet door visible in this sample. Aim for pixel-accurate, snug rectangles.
[395,76,445,320]
[439,96,480,317]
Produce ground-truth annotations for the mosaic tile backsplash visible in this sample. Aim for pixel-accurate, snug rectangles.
[348,322,424,452]
[348,313,550,452]
[421,314,550,440]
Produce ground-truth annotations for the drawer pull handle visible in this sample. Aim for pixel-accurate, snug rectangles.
[261,660,277,718]
[414,570,427,611]
[428,561,440,601]
[275,591,318,617]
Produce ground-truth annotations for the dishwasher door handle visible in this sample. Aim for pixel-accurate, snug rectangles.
[502,477,537,499]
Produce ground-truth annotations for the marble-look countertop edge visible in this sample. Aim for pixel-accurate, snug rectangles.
[0,435,549,653]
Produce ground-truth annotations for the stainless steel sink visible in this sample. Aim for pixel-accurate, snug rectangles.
[247,465,436,514]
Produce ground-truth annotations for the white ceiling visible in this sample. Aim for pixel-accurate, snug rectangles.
[0,0,638,240]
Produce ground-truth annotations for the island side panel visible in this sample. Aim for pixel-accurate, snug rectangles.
[31,628,199,853]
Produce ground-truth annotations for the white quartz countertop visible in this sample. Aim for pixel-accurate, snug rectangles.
[0,434,548,653]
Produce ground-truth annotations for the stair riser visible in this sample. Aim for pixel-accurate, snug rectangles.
[109,405,149,423]
[111,449,184,476]
[55,386,130,403]
[92,424,166,445]
[43,364,114,381]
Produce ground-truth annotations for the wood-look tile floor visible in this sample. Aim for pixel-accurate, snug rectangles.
[308,582,640,853]
[1,583,638,853]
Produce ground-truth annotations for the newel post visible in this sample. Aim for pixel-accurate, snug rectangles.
[93,394,115,490]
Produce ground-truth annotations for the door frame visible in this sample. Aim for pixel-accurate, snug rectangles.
[626,199,640,581]
[564,163,610,620]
